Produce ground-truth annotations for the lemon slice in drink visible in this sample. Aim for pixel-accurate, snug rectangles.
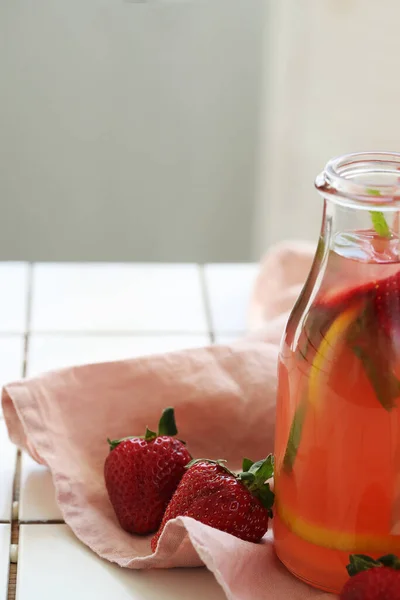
[278,501,400,553]
[279,301,394,551]
[283,302,362,471]
[308,303,362,408]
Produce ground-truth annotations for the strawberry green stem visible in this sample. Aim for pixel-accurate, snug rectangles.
[107,407,179,451]
[107,436,134,451]
[347,553,400,576]
[238,455,275,515]
[186,458,229,471]
[185,456,275,515]
[144,427,157,442]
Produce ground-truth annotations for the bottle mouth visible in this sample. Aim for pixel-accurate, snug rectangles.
[315,152,400,211]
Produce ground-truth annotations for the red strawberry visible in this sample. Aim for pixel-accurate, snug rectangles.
[340,554,400,600]
[104,407,191,535]
[151,455,274,552]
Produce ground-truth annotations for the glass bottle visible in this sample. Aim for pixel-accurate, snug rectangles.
[273,152,400,593]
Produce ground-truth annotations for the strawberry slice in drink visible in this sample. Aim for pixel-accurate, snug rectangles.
[284,267,400,473]
[319,281,376,311]
[320,268,400,338]
[345,270,400,411]
[316,267,400,398]
[373,271,400,338]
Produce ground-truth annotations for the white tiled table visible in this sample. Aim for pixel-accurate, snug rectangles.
[0,262,257,600]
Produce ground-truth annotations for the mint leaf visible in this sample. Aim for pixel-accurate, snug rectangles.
[369,211,391,238]
[352,345,400,411]
[347,308,400,411]
[366,188,381,197]
[366,189,391,238]
[283,309,333,472]
[283,398,307,472]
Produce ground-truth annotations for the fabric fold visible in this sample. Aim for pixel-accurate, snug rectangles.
[2,242,334,599]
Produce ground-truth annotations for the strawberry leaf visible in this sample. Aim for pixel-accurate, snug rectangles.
[242,458,254,472]
[257,486,275,517]
[238,455,275,515]
[239,472,255,483]
[107,436,134,451]
[157,407,178,437]
[185,458,233,476]
[347,554,382,576]
[377,554,400,569]
[144,427,157,441]
[347,553,400,576]
[247,455,274,481]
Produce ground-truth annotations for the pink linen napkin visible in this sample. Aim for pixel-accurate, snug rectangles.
[2,241,335,600]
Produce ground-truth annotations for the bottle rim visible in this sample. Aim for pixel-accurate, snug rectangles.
[315,151,400,211]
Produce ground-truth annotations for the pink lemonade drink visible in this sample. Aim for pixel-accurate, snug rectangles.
[273,153,400,592]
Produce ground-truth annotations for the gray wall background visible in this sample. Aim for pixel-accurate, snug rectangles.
[0,0,267,263]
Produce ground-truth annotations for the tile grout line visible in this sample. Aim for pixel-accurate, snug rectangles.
[21,263,34,378]
[7,263,33,600]
[16,330,210,337]
[7,451,20,600]
[198,265,215,344]
[18,520,65,525]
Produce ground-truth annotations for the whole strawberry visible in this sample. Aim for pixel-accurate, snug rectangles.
[151,455,274,551]
[105,407,191,535]
[340,554,400,600]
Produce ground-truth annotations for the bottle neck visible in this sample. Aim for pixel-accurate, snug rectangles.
[321,199,400,264]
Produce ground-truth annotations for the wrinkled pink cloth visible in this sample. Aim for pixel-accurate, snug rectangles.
[2,241,337,600]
